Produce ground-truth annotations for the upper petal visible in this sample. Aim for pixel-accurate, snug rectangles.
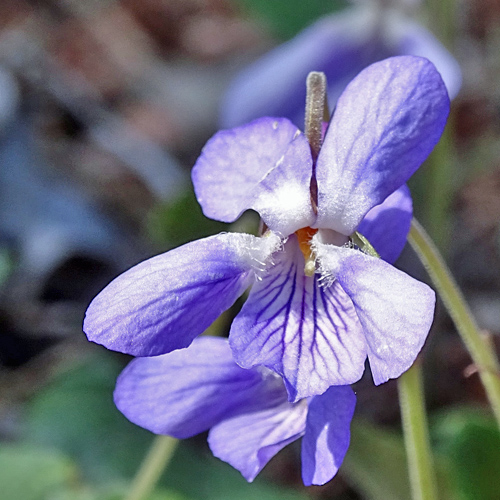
[192,117,304,224]
[313,242,436,385]
[114,337,289,438]
[357,184,413,263]
[390,16,462,99]
[208,399,308,482]
[230,235,367,402]
[315,55,450,235]
[301,386,356,486]
[84,232,280,356]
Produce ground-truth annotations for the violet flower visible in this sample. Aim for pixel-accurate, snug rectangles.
[220,0,461,128]
[84,56,449,401]
[114,336,356,486]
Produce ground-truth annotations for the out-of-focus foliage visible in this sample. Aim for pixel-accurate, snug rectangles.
[342,420,413,500]
[233,0,348,39]
[0,444,189,500]
[25,354,153,482]
[0,445,77,500]
[53,488,190,500]
[0,248,14,285]
[148,191,229,249]
[162,444,308,500]
[432,408,500,500]
[343,419,455,500]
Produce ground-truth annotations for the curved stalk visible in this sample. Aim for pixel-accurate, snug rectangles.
[408,218,500,428]
[125,435,178,500]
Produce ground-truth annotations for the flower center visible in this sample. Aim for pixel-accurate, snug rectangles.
[295,226,318,277]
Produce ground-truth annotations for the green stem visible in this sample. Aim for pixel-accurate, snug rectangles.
[398,362,439,500]
[408,218,500,428]
[125,435,178,500]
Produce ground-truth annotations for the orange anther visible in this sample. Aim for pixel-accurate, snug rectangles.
[295,227,318,261]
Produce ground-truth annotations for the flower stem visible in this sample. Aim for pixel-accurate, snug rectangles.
[124,435,178,500]
[408,218,500,428]
[398,362,439,500]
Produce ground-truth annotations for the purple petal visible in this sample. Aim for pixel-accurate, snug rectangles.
[192,117,302,224]
[84,232,280,356]
[219,8,392,128]
[357,184,413,263]
[251,132,316,235]
[301,386,356,486]
[394,18,462,99]
[315,55,450,235]
[230,236,367,402]
[313,242,436,384]
[114,337,289,438]
[208,399,308,482]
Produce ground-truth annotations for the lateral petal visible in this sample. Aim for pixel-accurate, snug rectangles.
[251,132,316,235]
[315,56,449,235]
[357,184,413,263]
[208,399,308,482]
[114,337,289,438]
[314,242,435,385]
[192,117,303,224]
[301,386,356,486]
[230,236,367,402]
[84,232,280,356]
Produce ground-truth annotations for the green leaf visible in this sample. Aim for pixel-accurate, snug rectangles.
[51,484,190,500]
[233,0,348,40]
[148,190,229,249]
[25,352,154,483]
[342,418,455,500]
[342,419,412,500]
[160,442,308,500]
[0,444,191,500]
[0,445,77,500]
[432,407,500,500]
[0,247,15,285]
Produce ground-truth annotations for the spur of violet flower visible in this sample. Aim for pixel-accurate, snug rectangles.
[84,55,449,401]
[114,336,356,486]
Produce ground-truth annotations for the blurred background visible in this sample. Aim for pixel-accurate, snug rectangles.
[0,0,500,499]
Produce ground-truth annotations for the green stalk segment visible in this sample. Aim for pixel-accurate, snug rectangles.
[398,362,439,500]
[125,435,178,500]
[408,218,500,428]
